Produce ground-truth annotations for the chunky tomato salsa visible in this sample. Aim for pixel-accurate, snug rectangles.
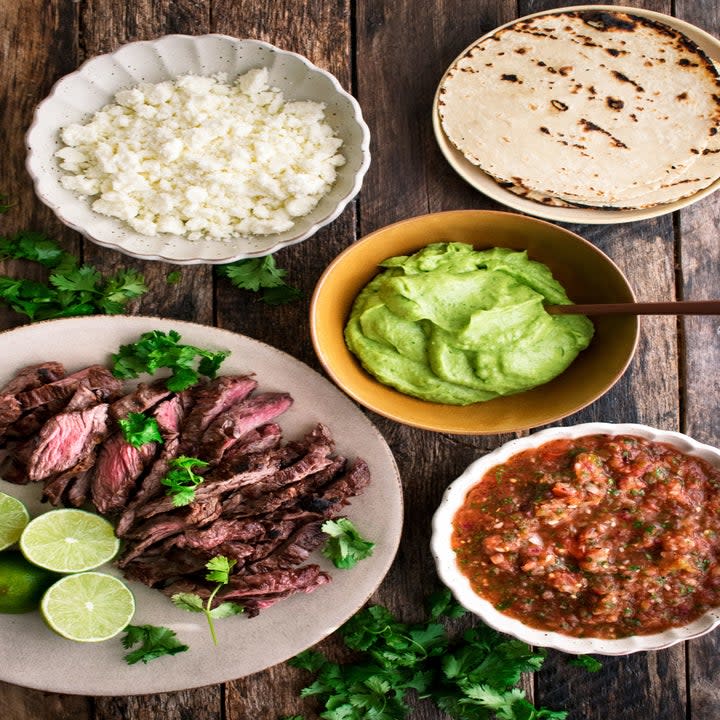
[452,434,720,638]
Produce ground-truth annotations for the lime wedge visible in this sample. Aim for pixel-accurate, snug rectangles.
[41,572,135,642]
[20,509,120,573]
[0,492,30,551]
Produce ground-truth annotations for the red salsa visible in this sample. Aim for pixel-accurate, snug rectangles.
[452,434,720,638]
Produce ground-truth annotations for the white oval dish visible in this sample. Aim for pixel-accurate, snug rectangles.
[432,5,720,225]
[26,35,370,264]
[0,316,402,695]
[431,422,720,655]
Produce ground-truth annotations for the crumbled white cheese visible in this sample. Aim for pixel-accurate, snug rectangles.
[55,68,346,240]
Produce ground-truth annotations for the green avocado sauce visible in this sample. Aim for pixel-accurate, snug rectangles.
[344,242,594,405]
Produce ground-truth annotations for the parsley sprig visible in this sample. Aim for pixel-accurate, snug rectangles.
[118,412,164,448]
[289,589,568,720]
[121,624,189,665]
[217,255,301,305]
[111,329,230,391]
[160,455,209,506]
[321,518,375,569]
[0,231,148,320]
[171,556,244,645]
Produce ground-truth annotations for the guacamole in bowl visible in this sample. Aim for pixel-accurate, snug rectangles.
[344,242,594,405]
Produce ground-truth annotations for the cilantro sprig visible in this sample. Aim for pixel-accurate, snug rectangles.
[121,624,189,665]
[118,412,164,448]
[0,231,147,321]
[321,518,375,569]
[171,556,244,645]
[160,455,209,506]
[217,255,301,305]
[111,329,230,391]
[289,589,568,720]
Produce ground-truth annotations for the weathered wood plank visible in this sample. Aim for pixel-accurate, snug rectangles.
[676,7,720,716]
[0,0,80,332]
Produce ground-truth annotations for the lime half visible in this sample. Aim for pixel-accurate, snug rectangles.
[0,492,30,551]
[41,572,135,642]
[20,509,120,573]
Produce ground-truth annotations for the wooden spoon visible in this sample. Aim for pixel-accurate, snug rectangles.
[545,300,720,316]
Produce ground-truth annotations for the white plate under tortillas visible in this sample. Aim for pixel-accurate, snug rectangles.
[433,6,720,223]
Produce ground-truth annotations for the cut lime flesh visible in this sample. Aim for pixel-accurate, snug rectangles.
[41,571,135,642]
[0,492,30,551]
[20,508,120,573]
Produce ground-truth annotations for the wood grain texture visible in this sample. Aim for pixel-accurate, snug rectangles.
[0,0,719,719]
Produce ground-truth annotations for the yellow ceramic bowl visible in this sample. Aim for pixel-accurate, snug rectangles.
[310,210,638,434]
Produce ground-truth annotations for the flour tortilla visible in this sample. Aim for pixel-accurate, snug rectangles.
[438,9,720,208]
[499,129,720,209]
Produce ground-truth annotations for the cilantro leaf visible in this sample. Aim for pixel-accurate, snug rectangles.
[171,593,206,613]
[111,329,230,390]
[321,518,375,569]
[288,592,568,720]
[121,624,189,665]
[171,555,243,645]
[568,655,603,673]
[217,255,301,305]
[161,455,209,506]
[117,412,164,448]
[205,555,235,584]
[0,232,148,321]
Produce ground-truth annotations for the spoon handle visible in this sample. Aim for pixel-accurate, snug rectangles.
[546,300,720,316]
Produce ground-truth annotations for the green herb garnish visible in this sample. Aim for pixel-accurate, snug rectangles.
[568,655,603,673]
[111,329,229,391]
[0,231,147,321]
[171,556,244,645]
[121,624,189,664]
[289,589,568,720]
[117,412,164,448]
[166,270,182,285]
[321,518,375,569]
[160,455,209,506]
[217,255,301,305]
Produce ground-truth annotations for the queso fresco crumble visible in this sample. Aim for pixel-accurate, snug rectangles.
[55,68,346,240]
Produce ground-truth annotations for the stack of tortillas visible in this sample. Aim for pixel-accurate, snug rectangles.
[437,9,720,210]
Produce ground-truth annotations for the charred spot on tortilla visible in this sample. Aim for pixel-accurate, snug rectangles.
[501,73,521,82]
[551,99,568,111]
[582,11,637,32]
[606,97,625,110]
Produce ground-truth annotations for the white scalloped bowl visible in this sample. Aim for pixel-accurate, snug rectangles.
[25,35,370,264]
[431,422,720,655]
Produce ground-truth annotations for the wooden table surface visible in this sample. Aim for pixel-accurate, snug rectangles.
[2,1,719,718]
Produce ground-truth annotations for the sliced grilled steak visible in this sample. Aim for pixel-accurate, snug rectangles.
[249,520,326,573]
[27,403,109,481]
[218,422,284,471]
[177,375,258,454]
[198,392,293,465]
[0,361,65,428]
[114,393,191,536]
[16,365,122,411]
[42,448,98,506]
[131,444,297,523]
[122,550,209,587]
[117,515,188,567]
[91,432,158,514]
[162,565,331,608]
[7,366,122,441]
[109,381,173,421]
[222,455,346,519]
